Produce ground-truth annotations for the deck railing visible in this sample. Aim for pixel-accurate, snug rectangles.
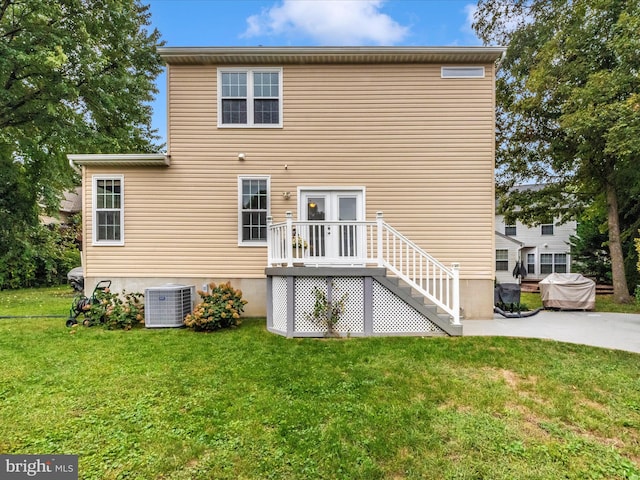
[267,212,460,324]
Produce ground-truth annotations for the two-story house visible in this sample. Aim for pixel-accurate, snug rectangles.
[495,201,577,285]
[69,46,505,336]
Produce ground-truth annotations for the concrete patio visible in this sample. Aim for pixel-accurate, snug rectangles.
[464,310,640,354]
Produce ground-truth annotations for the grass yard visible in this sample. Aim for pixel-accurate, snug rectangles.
[0,284,75,317]
[0,287,639,479]
[520,292,640,314]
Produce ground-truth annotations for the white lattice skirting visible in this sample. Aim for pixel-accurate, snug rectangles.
[266,267,445,337]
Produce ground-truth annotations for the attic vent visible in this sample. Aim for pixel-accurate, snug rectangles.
[441,66,485,78]
[145,284,195,328]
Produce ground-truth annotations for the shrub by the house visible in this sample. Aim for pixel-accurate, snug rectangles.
[83,288,144,330]
[184,282,247,332]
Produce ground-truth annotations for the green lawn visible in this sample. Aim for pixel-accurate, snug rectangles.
[0,284,75,317]
[521,292,640,314]
[0,287,639,479]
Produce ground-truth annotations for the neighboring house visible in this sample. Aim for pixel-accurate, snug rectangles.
[495,210,577,284]
[41,187,82,226]
[69,46,505,335]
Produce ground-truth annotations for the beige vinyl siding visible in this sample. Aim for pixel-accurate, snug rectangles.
[84,62,495,280]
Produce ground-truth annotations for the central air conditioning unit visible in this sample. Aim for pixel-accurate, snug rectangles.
[145,284,195,328]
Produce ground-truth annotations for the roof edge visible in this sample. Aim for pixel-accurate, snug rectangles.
[158,46,507,65]
[68,154,170,167]
[495,231,524,246]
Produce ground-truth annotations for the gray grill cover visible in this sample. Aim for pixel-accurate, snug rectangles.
[539,273,595,310]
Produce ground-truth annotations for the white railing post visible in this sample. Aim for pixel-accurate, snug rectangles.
[267,215,273,266]
[285,211,293,267]
[451,263,460,325]
[376,211,384,267]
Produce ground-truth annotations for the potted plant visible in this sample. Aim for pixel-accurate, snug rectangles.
[292,234,308,258]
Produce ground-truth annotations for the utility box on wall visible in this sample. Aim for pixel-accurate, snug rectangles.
[145,284,195,328]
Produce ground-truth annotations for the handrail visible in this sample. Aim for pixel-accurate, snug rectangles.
[267,211,460,324]
[379,219,460,324]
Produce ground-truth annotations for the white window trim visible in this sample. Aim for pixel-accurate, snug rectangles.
[92,174,124,247]
[495,249,509,272]
[527,253,536,275]
[218,67,283,128]
[541,223,554,235]
[505,224,517,236]
[441,66,485,78]
[296,186,366,220]
[238,175,271,247]
[553,253,568,273]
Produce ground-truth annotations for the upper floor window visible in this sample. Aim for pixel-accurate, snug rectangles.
[238,176,270,245]
[441,66,485,78]
[219,68,282,128]
[93,175,124,246]
[541,223,554,235]
[505,224,516,236]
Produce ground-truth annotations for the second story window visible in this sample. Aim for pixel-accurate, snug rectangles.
[219,68,282,128]
[505,224,516,236]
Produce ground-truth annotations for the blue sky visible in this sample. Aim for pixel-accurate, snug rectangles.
[147,0,481,147]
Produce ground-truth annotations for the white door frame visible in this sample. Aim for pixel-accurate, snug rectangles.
[297,187,366,263]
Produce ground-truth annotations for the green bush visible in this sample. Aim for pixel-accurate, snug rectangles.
[83,288,144,330]
[305,285,347,336]
[184,282,247,332]
[0,219,81,289]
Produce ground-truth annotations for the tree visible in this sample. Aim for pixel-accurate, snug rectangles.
[0,0,163,287]
[570,205,611,285]
[475,0,640,303]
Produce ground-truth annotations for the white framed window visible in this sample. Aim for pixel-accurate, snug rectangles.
[238,176,270,246]
[541,253,568,274]
[441,66,485,78]
[527,253,535,275]
[505,224,517,236]
[496,249,509,271]
[540,254,553,274]
[92,175,124,246]
[541,218,554,235]
[218,68,283,128]
[554,253,568,273]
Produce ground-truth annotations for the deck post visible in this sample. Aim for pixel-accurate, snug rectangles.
[376,211,384,267]
[285,211,293,267]
[451,263,460,325]
[267,215,273,266]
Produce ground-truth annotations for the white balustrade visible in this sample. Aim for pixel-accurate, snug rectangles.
[267,211,460,324]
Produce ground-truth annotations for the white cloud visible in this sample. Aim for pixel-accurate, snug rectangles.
[242,0,409,45]
[460,3,481,45]
[463,3,477,33]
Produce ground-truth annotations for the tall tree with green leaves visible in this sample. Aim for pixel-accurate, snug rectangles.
[474,0,640,303]
[0,0,163,287]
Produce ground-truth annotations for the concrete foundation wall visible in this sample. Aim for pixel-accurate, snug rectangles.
[85,275,494,321]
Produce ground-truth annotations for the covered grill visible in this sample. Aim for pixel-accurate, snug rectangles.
[539,273,596,310]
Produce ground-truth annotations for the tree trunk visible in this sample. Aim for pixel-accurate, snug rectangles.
[606,182,631,303]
